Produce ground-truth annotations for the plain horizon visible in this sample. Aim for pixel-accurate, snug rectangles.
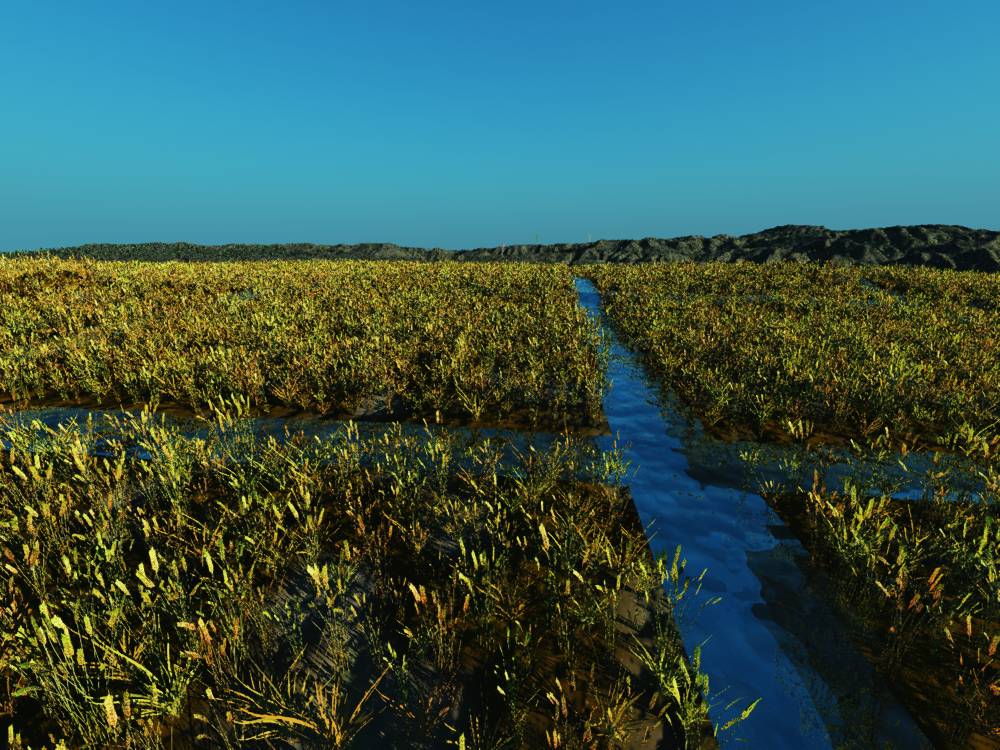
[3,1,998,252]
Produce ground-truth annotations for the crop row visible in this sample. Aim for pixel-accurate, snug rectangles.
[0,407,726,749]
[745,428,999,747]
[586,262,1000,446]
[586,262,999,743]
[0,258,607,430]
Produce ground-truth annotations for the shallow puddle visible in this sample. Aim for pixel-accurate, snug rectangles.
[0,405,582,478]
[575,278,931,749]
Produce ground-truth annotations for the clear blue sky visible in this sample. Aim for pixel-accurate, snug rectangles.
[2,1,997,250]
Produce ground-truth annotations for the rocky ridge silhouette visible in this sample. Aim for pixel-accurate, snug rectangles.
[27,224,1000,271]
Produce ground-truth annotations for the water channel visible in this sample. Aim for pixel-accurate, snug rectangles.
[575,278,930,749]
[0,282,952,747]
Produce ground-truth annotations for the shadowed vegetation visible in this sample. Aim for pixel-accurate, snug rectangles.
[741,428,1000,747]
[586,262,1000,746]
[0,405,723,749]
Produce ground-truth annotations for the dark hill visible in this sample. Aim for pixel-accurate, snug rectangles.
[28,224,1000,271]
[33,241,451,262]
[457,224,1000,270]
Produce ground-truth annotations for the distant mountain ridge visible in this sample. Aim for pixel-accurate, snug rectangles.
[27,224,1000,271]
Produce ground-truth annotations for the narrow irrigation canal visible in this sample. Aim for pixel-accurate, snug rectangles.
[0,284,950,748]
[575,278,930,749]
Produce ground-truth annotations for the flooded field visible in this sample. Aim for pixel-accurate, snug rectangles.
[1,258,996,748]
[576,278,931,748]
[580,268,1000,748]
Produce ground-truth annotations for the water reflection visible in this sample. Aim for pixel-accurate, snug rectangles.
[575,278,930,749]
[0,285,945,748]
[0,405,579,477]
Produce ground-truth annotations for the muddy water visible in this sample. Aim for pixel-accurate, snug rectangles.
[575,278,930,749]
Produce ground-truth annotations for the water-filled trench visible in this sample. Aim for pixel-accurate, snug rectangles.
[1,281,957,747]
[575,278,930,749]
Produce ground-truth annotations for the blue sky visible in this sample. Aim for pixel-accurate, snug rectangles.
[1,1,997,250]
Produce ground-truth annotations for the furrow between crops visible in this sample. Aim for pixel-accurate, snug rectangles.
[575,277,931,749]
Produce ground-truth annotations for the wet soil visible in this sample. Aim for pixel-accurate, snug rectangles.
[0,392,610,438]
[576,277,931,749]
[764,491,1000,749]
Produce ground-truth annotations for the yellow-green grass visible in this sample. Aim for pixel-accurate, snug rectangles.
[587,261,1000,744]
[0,407,722,749]
[0,258,607,430]
[586,262,1000,448]
[749,429,999,748]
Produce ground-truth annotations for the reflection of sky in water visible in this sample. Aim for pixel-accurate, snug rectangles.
[682,422,985,505]
[575,278,930,749]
